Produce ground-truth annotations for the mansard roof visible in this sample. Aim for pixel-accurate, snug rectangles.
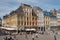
[20,3,32,8]
[33,6,43,11]
[43,11,52,16]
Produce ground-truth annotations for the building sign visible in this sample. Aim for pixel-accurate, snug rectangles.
[57,21,60,26]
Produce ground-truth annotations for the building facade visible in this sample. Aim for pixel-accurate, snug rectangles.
[2,12,18,28]
[57,10,60,25]
[44,11,51,31]
[50,9,58,30]
[56,10,60,30]
[2,3,37,29]
[50,15,57,31]
[33,6,44,31]
[50,9,57,16]
[2,3,60,31]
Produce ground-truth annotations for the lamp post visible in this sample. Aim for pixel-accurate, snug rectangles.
[17,25,19,34]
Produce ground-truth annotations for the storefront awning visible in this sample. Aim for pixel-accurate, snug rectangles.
[25,28,36,31]
[0,27,18,30]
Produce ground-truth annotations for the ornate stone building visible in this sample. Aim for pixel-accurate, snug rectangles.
[2,3,37,29]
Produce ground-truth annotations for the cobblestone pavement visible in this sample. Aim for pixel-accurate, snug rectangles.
[0,31,60,40]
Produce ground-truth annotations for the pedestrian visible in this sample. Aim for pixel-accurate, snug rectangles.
[5,37,8,40]
[25,34,28,39]
[42,31,44,34]
[35,34,38,38]
[14,34,16,38]
[8,36,14,40]
[32,38,34,40]
[54,35,57,40]
[32,35,35,40]
[52,30,54,33]
[4,36,8,40]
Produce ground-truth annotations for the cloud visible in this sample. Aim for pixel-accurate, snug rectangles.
[18,0,38,3]
[0,0,60,18]
[0,0,43,18]
[0,0,20,18]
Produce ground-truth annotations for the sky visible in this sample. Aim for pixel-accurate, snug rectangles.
[0,0,60,18]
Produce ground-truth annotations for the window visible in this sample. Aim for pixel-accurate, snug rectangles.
[46,21,47,24]
[36,22,37,25]
[35,18,37,20]
[30,22,31,25]
[18,21,20,26]
[28,17,31,21]
[18,16,20,20]
[27,13,28,15]
[21,16,23,19]
[27,22,29,25]
[33,22,34,25]
[30,9,32,13]
[24,17,26,20]
[26,8,27,11]
[23,8,28,13]
[24,22,26,25]
[28,9,29,12]
[21,22,23,25]
[27,17,28,20]
[32,17,34,20]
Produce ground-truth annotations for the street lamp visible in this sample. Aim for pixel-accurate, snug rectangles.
[17,24,19,34]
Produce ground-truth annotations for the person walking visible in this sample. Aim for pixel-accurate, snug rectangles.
[54,35,57,40]
[32,36,34,40]
[8,36,14,40]
[54,32,57,40]
[35,34,38,38]
[4,36,8,40]
[32,34,35,40]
